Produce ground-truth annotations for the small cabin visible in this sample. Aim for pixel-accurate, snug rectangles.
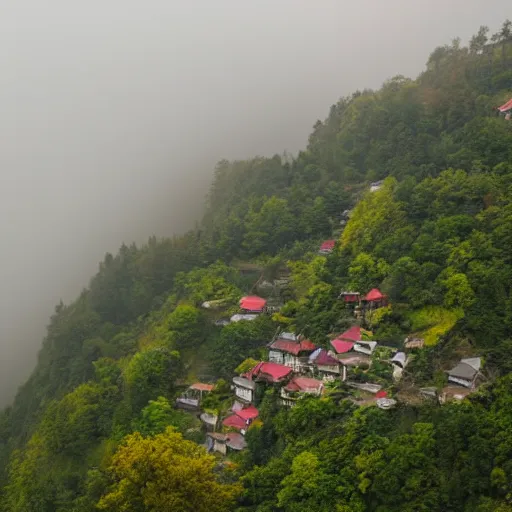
[268,338,316,372]
[207,432,247,455]
[280,376,324,407]
[353,341,378,356]
[232,376,257,404]
[339,291,361,305]
[239,295,267,313]
[222,405,259,435]
[447,358,481,389]
[363,288,388,307]
[175,382,214,410]
[319,240,336,255]
[244,361,293,385]
[309,349,347,381]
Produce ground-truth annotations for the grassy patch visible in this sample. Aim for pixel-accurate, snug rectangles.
[408,306,463,346]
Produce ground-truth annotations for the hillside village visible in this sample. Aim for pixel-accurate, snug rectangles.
[175,235,486,457]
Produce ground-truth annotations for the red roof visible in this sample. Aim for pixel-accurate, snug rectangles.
[236,405,259,421]
[338,326,362,342]
[314,350,340,366]
[365,288,384,301]
[285,376,324,393]
[498,98,512,112]
[331,339,355,354]
[269,339,316,355]
[320,240,336,251]
[251,362,292,382]
[222,414,246,430]
[239,295,267,311]
[342,293,360,303]
[375,390,388,399]
[189,383,214,392]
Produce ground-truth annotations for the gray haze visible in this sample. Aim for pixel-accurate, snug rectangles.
[0,0,508,405]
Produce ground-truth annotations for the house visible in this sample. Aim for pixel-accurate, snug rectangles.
[239,295,267,313]
[331,339,355,355]
[245,361,293,384]
[319,240,336,255]
[370,180,384,192]
[222,405,259,435]
[390,351,408,381]
[280,376,324,407]
[200,412,218,431]
[353,341,378,356]
[404,337,425,350]
[175,382,214,410]
[232,376,257,403]
[309,349,347,381]
[447,358,481,389]
[207,432,247,455]
[364,288,387,307]
[268,338,316,371]
[338,291,361,305]
[337,353,371,369]
[230,313,259,323]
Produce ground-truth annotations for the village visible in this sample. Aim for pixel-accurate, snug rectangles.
[174,237,484,457]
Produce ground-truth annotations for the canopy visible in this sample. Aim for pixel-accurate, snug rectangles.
[365,288,384,301]
[498,98,512,112]
[239,296,267,312]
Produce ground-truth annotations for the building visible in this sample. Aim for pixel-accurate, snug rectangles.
[447,358,481,389]
[200,412,218,431]
[319,240,336,255]
[353,341,378,356]
[338,291,361,305]
[232,376,257,404]
[364,288,387,307]
[268,338,316,371]
[245,361,293,384]
[222,405,259,435]
[239,295,267,313]
[280,376,324,407]
[206,432,247,455]
[175,382,214,410]
[309,349,347,381]
[439,385,473,404]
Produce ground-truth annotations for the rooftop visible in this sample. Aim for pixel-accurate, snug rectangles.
[269,338,316,355]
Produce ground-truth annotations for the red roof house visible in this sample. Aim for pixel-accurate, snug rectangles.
[319,240,336,254]
[364,288,387,302]
[375,390,388,399]
[239,295,267,312]
[269,339,316,355]
[245,361,292,383]
[284,376,324,394]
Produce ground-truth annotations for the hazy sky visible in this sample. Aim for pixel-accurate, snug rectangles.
[0,0,508,405]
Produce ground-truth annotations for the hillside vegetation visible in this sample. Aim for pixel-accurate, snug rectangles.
[1,22,512,512]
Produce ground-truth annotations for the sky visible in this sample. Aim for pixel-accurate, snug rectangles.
[0,0,508,405]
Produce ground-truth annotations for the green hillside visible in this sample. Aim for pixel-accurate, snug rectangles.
[1,21,512,512]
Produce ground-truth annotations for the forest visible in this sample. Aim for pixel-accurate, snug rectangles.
[1,21,512,512]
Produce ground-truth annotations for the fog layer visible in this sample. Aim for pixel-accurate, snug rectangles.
[0,0,507,405]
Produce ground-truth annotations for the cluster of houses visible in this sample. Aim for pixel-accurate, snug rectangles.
[178,285,485,457]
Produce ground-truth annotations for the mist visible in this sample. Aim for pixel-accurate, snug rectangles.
[0,0,507,406]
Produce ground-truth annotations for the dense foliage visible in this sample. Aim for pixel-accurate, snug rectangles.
[0,21,512,512]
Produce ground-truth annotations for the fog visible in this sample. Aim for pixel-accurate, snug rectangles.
[0,0,507,406]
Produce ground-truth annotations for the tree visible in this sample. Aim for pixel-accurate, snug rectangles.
[97,427,240,512]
